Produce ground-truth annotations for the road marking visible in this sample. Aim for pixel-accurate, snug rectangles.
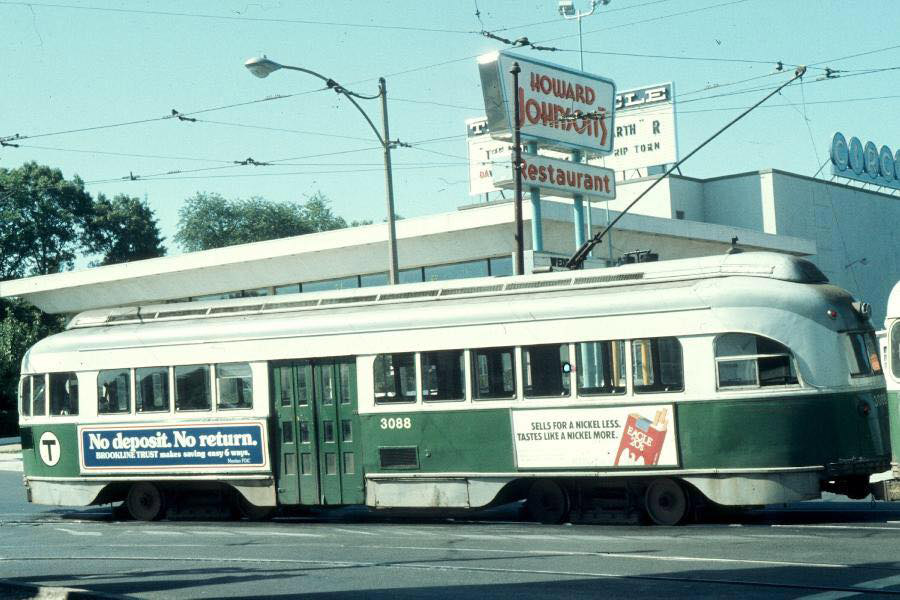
[774,524,900,532]
[0,555,887,596]
[354,543,849,569]
[54,528,101,537]
[188,530,235,536]
[249,531,323,538]
[331,528,377,536]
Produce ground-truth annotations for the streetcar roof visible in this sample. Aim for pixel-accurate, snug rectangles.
[67,251,827,331]
[888,281,900,325]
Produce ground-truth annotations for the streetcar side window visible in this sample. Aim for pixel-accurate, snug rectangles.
[892,322,900,380]
[472,347,516,400]
[136,367,170,413]
[576,340,626,396]
[20,376,31,417]
[522,343,570,398]
[98,369,131,414]
[175,364,212,411]
[633,338,684,393]
[374,353,417,404]
[422,350,465,402]
[32,374,47,416]
[843,331,883,377]
[715,333,798,388]
[216,362,253,409]
[49,372,79,416]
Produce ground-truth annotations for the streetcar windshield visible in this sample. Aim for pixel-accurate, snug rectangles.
[843,331,883,377]
[891,322,900,380]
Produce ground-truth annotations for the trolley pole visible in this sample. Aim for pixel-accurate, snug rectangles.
[512,61,525,276]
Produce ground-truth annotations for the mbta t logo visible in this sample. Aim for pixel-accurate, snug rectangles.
[38,431,61,467]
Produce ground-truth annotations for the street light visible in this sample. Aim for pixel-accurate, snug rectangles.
[558,1,611,264]
[244,56,400,285]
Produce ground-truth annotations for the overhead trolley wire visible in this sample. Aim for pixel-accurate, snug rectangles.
[0,1,475,34]
[0,88,325,144]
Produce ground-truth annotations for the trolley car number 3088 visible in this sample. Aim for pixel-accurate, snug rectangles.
[380,417,412,430]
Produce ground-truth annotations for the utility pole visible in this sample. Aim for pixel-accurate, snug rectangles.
[511,61,525,276]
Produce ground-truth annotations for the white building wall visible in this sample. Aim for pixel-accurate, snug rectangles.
[766,170,900,324]
[701,172,765,231]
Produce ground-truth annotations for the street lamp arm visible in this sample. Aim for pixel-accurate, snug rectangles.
[244,55,400,285]
[332,88,387,148]
[255,62,386,147]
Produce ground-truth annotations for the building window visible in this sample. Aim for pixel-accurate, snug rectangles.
[472,347,516,400]
[424,260,489,282]
[274,283,300,295]
[374,353,417,404]
[217,363,253,409]
[715,333,798,388]
[422,350,465,402]
[843,331,883,377]
[576,340,626,396]
[303,276,359,293]
[489,256,513,277]
[98,369,131,414]
[360,272,389,287]
[633,338,684,393]
[49,373,79,416]
[399,268,424,284]
[175,364,211,411]
[136,367,170,413]
[523,344,570,398]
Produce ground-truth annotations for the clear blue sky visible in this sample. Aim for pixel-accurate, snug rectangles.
[2,0,898,255]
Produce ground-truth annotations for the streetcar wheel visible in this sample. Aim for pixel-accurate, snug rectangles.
[644,478,689,526]
[526,480,570,524]
[235,494,275,521]
[126,483,165,521]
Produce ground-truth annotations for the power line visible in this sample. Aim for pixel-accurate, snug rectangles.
[84,164,464,184]
[0,90,323,143]
[538,0,755,45]
[189,118,375,143]
[10,143,235,164]
[0,1,475,34]
[809,43,900,67]
[83,145,387,184]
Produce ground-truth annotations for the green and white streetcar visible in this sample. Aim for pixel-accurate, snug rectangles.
[17,251,891,524]
[874,281,900,501]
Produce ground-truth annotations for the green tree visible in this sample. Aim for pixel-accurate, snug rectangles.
[174,191,349,252]
[0,162,93,278]
[83,193,166,266]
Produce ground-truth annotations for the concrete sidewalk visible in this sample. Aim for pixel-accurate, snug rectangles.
[0,579,131,599]
[0,436,21,453]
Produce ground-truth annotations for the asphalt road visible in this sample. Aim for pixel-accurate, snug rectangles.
[2,459,900,599]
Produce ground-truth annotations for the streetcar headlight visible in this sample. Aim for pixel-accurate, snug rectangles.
[851,301,871,318]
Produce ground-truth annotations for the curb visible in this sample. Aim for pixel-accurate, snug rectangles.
[0,580,132,599]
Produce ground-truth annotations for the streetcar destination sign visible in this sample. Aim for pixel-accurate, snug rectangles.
[78,422,268,472]
[478,49,616,155]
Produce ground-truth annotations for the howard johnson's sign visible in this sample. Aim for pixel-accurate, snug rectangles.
[477,50,616,155]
